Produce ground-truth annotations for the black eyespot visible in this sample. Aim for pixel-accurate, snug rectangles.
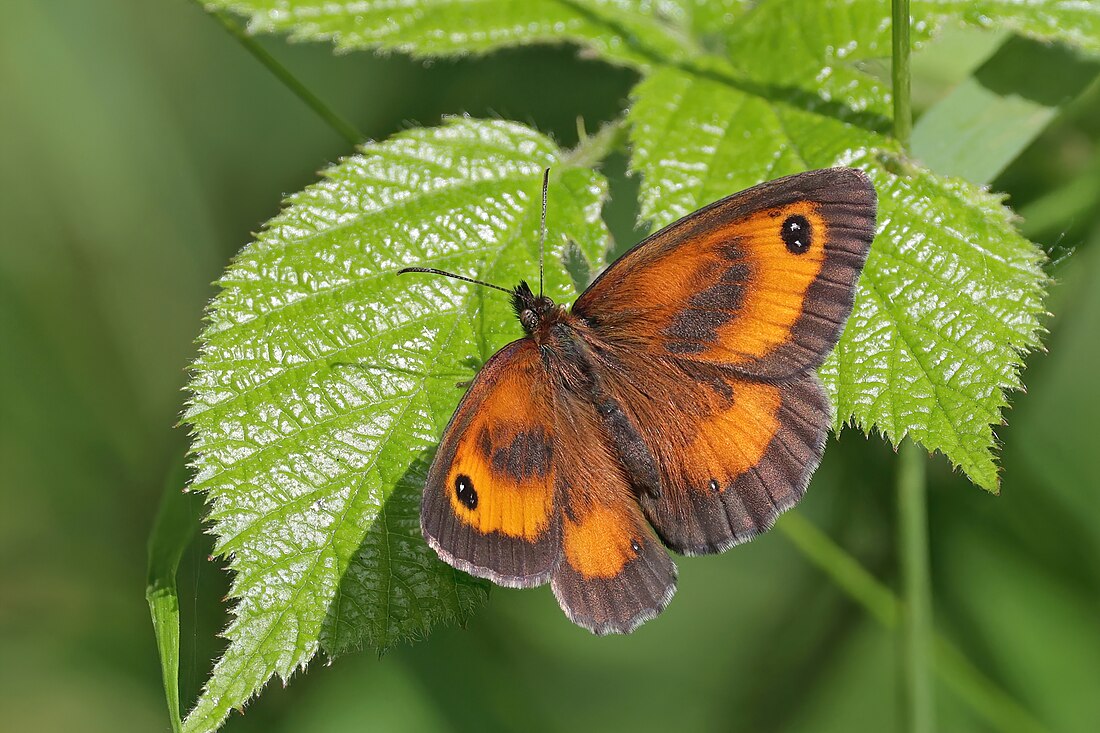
[781,214,812,254]
[630,539,642,554]
[455,474,477,510]
[709,479,720,491]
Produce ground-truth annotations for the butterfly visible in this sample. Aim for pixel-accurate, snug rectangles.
[401,168,877,634]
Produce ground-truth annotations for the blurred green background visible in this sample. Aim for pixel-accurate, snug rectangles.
[2,2,1098,732]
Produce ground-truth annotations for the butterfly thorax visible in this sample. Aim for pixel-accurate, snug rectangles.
[512,280,570,342]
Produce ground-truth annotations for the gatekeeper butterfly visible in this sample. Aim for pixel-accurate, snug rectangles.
[401,168,876,634]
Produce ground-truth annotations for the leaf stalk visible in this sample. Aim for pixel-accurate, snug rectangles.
[898,440,935,733]
[892,0,913,149]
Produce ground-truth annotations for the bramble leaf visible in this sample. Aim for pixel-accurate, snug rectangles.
[821,157,1046,490]
[183,118,608,733]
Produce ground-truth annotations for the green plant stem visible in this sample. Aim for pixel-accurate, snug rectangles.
[893,2,932,729]
[147,456,203,733]
[779,511,897,627]
[898,440,934,733]
[892,0,913,149]
[778,513,1048,733]
[204,7,362,146]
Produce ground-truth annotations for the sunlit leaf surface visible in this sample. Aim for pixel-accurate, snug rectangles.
[184,118,608,732]
[207,0,700,66]
[204,1,1082,488]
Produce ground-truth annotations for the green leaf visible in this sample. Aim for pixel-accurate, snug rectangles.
[912,35,1100,183]
[915,0,1100,55]
[183,118,608,733]
[721,0,1100,122]
[147,456,203,733]
[722,0,899,119]
[820,157,1046,491]
[205,0,699,67]
[627,65,1046,490]
[207,0,1100,64]
[627,65,892,228]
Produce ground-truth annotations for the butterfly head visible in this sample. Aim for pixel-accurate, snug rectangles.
[512,280,560,336]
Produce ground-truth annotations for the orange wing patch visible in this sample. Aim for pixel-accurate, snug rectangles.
[682,380,783,483]
[708,205,827,364]
[631,371,831,555]
[445,416,554,541]
[552,486,677,634]
[561,501,641,580]
[647,202,828,363]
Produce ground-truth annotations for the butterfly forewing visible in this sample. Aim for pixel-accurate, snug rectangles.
[574,168,876,380]
[420,339,560,587]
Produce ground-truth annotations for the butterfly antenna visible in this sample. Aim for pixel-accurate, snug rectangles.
[398,267,513,295]
[539,167,549,299]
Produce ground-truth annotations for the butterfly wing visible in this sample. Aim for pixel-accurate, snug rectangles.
[548,388,677,634]
[585,347,831,554]
[420,339,560,587]
[570,168,873,554]
[573,168,876,380]
[424,168,874,626]
[644,372,830,554]
[422,337,678,629]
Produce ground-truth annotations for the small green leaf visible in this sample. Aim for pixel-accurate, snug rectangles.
[912,35,1100,183]
[721,0,1100,123]
[183,118,608,733]
[915,0,1100,55]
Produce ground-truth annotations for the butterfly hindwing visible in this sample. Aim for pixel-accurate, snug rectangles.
[553,496,677,635]
[420,339,560,587]
[574,168,876,380]
[577,341,831,555]
[643,371,829,555]
[546,389,678,634]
